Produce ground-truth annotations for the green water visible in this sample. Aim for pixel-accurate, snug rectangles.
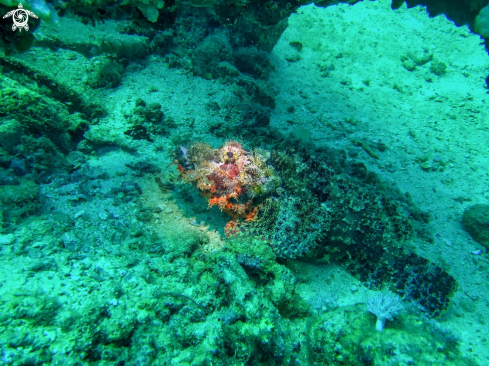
[0,0,488,364]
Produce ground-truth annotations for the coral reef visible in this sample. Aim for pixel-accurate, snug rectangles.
[0,178,40,226]
[0,0,484,363]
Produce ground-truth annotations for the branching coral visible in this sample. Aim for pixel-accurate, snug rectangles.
[176,141,279,221]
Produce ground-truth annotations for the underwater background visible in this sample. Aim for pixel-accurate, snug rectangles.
[0,0,489,364]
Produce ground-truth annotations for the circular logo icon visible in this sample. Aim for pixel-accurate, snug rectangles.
[2,3,38,32]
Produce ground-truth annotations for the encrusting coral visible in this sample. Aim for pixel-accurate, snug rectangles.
[176,141,280,223]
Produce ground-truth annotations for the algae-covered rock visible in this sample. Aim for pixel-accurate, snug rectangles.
[0,77,73,152]
[308,305,476,365]
[402,58,417,71]
[123,98,176,141]
[0,119,22,152]
[86,57,123,89]
[234,47,274,79]
[0,179,40,224]
[0,79,67,134]
[0,55,104,120]
[191,31,233,79]
[84,124,136,152]
[407,49,433,66]
[462,204,489,248]
[36,17,150,59]
[217,61,241,78]
[230,237,309,318]
[430,58,447,76]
